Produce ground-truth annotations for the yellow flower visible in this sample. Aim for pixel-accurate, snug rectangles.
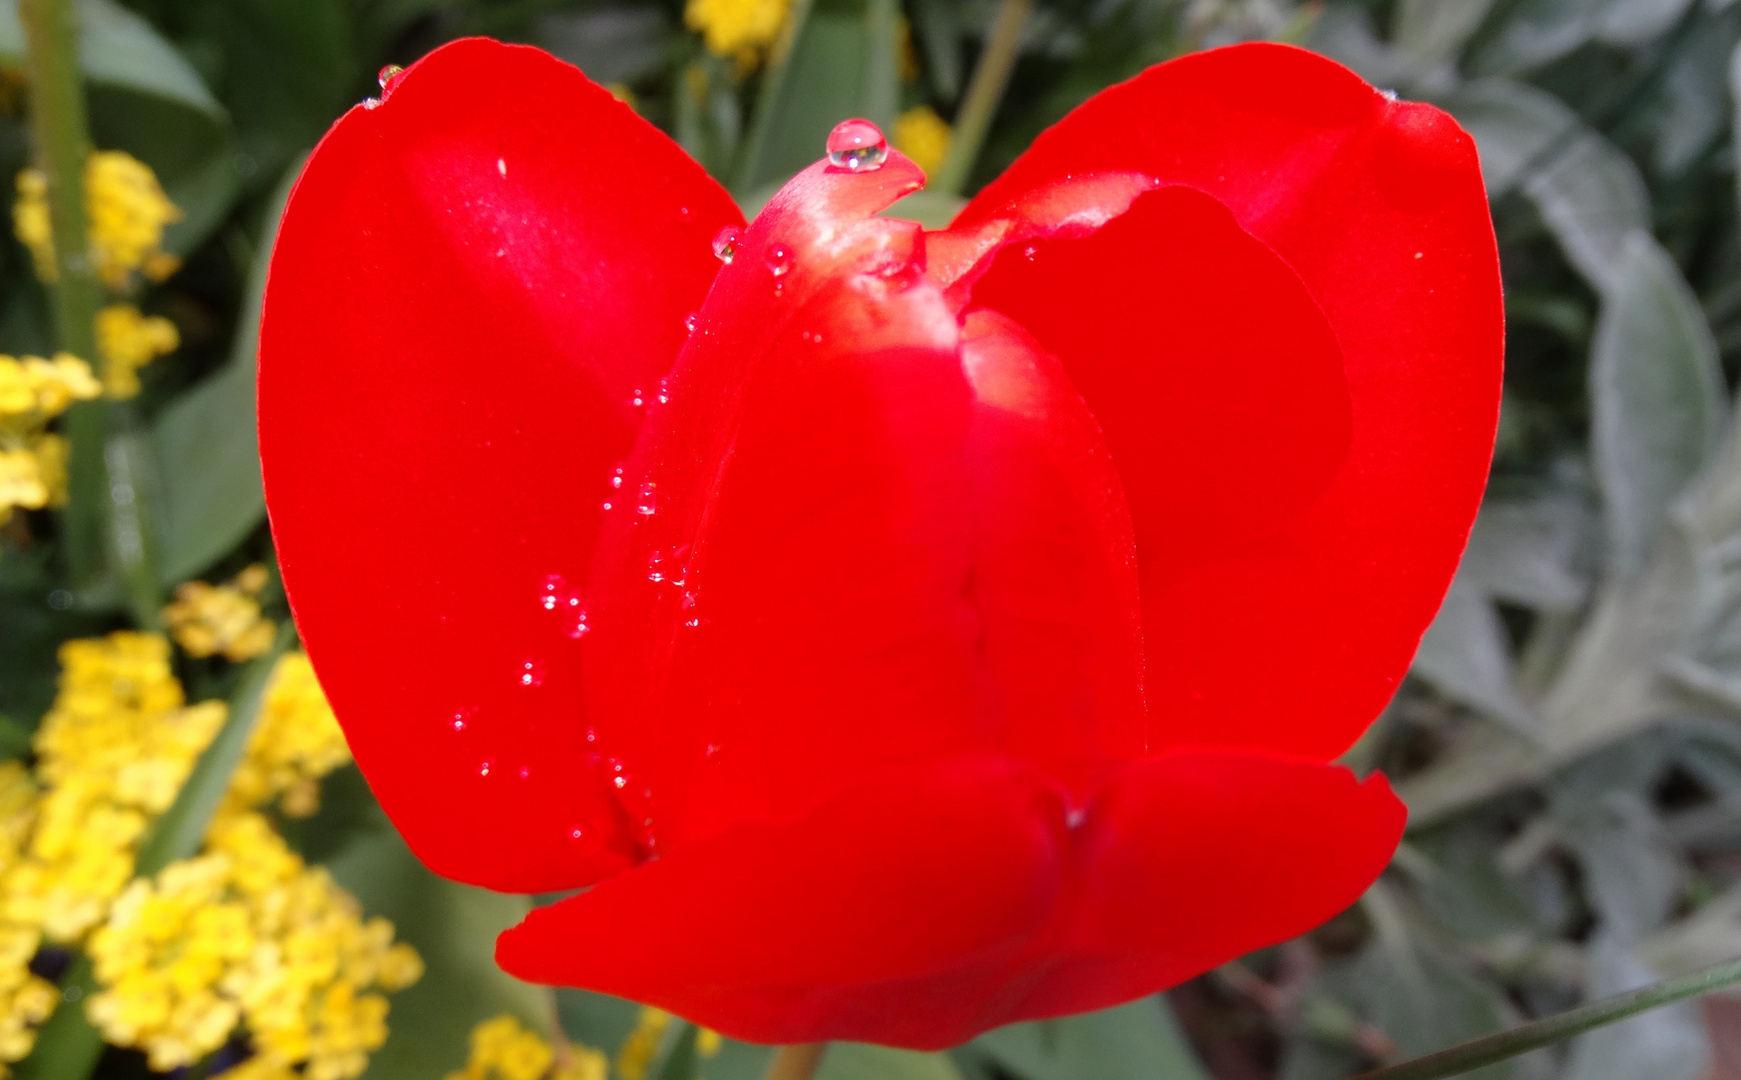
[684,0,790,63]
[13,150,182,288]
[615,1006,672,1080]
[95,303,178,399]
[894,106,953,178]
[86,812,420,1077]
[697,1027,723,1057]
[162,565,276,662]
[448,1014,608,1080]
[224,651,351,818]
[0,353,100,428]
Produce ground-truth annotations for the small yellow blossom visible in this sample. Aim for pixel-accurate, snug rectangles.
[895,106,953,178]
[697,1027,723,1057]
[684,0,790,63]
[224,651,352,818]
[86,812,420,1077]
[162,564,276,662]
[95,303,178,399]
[448,1014,607,1080]
[0,352,100,526]
[14,150,182,288]
[616,1006,672,1080]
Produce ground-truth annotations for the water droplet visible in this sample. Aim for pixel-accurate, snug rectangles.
[602,501,614,511]
[1023,245,1038,261]
[610,466,626,490]
[497,157,507,177]
[826,119,889,172]
[362,97,381,110]
[479,760,494,778]
[585,726,598,743]
[539,573,568,611]
[705,743,723,760]
[764,243,793,278]
[685,312,698,334]
[517,658,546,688]
[569,824,585,840]
[628,388,646,409]
[451,710,471,733]
[713,226,742,263]
[1380,88,1399,101]
[647,550,668,583]
[518,765,532,780]
[378,64,405,92]
[636,481,658,516]
[657,377,671,405]
[684,618,701,629]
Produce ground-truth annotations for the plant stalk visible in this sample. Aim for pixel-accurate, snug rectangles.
[1350,955,1741,1080]
[732,0,816,196]
[933,0,1032,196]
[763,1043,827,1080]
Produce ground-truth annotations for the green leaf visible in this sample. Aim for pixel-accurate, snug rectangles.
[816,1044,964,1080]
[149,158,295,586]
[1393,0,1498,68]
[1590,232,1727,579]
[967,998,1210,1080]
[0,0,221,116]
[1413,580,1540,735]
[1449,79,1650,294]
[735,0,901,194]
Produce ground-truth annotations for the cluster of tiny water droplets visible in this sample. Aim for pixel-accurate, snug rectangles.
[636,481,658,516]
[826,118,889,172]
[538,573,591,639]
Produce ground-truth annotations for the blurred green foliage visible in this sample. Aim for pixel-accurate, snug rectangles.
[7,0,1741,1077]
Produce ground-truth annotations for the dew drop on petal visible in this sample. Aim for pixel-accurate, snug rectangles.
[610,466,626,490]
[826,119,888,172]
[539,573,567,611]
[764,243,793,278]
[713,226,742,263]
[647,550,667,584]
[378,64,406,92]
[685,312,698,334]
[657,377,670,405]
[636,481,658,516]
[451,709,471,733]
[518,765,532,780]
[628,388,646,409]
[517,658,546,688]
[479,759,494,778]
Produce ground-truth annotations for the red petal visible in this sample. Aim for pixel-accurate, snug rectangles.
[961,309,1147,792]
[257,37,742,891]
[496,755,1070,1048]
[958,44,1500,759]
[495,750,1401,1047]
[576,156,987,854]
[1004,752,1405,1023]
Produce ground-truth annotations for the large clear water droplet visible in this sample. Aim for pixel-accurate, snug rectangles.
[713,226,742,263]
[378,64,406,92]
[827,119,888,172]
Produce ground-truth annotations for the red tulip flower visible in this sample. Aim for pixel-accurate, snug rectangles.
[258,37,1500,1048]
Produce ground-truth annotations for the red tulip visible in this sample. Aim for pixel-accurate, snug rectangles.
[258,36,1500,1047]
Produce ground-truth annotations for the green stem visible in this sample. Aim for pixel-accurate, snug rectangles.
[1351,956,1741,1080]
[762,1043,827,1080]
[11,959,100,1080]
[20,0,104,584]
[933,0,1032,196]
[21,0,164,619]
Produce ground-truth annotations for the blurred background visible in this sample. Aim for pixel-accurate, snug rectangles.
[5,0,1741,1079]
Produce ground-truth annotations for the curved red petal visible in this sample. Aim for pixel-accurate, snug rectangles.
[257,37,742,892]
[961,309,1147,792]
[495,749,1401,1046]
[495,754,1070,1048]
[576,156,990,854]
[1003,752,1405,1023]
[967,184,1353,753]
[959,43,1502,759]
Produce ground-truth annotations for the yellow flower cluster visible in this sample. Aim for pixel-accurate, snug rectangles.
[0,764,56,1075]
[224,651,352,819]
[0,352,99,527]
[87,812,422,1077]
[448,1014,608,1080]
[894,106,954,178]
[616,1006,671,1080]
[95,302,178,399]
[14,151,182,289]
[163,564,277,663]
[683,0,790,63]
[19,632,227,941]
